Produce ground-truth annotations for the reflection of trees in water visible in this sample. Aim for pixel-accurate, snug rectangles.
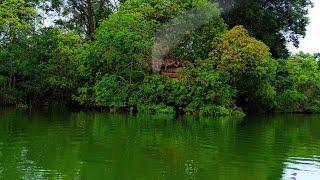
[1,109,320,179]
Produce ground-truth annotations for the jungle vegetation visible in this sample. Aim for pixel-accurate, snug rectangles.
[0,0,318,116]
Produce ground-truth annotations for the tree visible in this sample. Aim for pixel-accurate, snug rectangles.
[166,2,227,61]
[219,0,313,58]
[210,26,278,112]
[35,29,87,105]
[0,31,34,104]
[41,0,116,39]
[0,27,87,105]
[120,0,185,25]
[122,0,227,62]
[93,11,152,109]
[0,0,36,42]
[276,53,320,113]
[0,0,36,104]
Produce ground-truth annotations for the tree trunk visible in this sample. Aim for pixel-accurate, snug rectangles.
[86,0,95,40]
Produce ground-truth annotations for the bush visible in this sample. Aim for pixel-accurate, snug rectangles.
[276,54,320,113]
[136,75,191,113]
[135,59,242,116]
[183,60,242,116]
[94,75,136,110]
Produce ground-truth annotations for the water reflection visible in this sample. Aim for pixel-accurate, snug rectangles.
[0,108,320,179]
[283,156,320,180]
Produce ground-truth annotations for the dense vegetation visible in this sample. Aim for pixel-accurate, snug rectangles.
[218,0,313,58]
[0,0,318,116]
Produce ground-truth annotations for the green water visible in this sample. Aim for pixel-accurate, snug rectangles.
[0,108,320,180]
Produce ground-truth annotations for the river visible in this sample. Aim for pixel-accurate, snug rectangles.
[0,108,320,179]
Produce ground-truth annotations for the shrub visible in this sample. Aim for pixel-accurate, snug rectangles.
[135,59,242,116]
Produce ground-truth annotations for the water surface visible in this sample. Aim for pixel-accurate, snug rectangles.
[0,108,320,179]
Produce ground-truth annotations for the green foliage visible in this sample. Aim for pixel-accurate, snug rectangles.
[40,0,114,39]
[0,28,87,105]
[94,75,131,110]
[0,0,35,33]
[137,75,191,113]
[135,61,242,116]
[0,0,37,103]
[167,2,227,61]
[183,60,243,116]
[221,0,313,58]
[94,11,152,79]
[92,11,152,109]
[0,31,37,104]
[0,0,318,116]
[35,29,87,105]
[120,0,185,24]
[0,75,7,85]
[209,26,278,112]
[121,0,226,61]
[137,103,175,114]
[276,54,320,113]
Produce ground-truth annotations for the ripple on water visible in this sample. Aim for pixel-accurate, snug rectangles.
[283,156,320,180]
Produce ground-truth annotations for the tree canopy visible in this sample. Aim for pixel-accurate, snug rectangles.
[0,0,318,116]
[220,0,313,58]
[0,0,35,42]
[39,0,116,39]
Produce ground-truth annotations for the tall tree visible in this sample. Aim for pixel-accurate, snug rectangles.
[0,0,36,104]
[42,0,116,39]
[217,0,313,58]
[210,26,277,112]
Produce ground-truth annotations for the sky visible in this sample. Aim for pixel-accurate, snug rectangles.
[289,0,320,54]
